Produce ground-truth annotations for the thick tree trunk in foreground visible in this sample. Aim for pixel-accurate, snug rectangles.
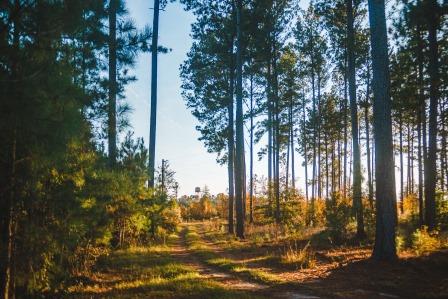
[368,0,398,261]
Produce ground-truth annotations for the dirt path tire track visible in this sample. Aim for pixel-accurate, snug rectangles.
[171,226,269,294]
[176,224,322,299]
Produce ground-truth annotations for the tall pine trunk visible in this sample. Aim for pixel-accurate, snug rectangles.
[347,0,365,238]
[365,100,374,207]
[343,55,348,198]
[108,0,117,166]
[235,0,245,238]
[311,69,317,224]
[2,6,20,296]
[417,26,425,225]
[424,6,439,231]
[249,72,254,224]
[227,48,235,234]
[148,0,160,187]
[366,62,374,206]
[290,100,296,190]
[399,113,404,214]
[302,96,309,202]
[368,0,398,261]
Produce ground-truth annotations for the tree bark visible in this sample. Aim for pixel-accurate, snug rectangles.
[302,95,309,202]
[368,0,398,261]
[148,0,160,187]
[416,26,425,225]
[399,113,404,214]
[108,0,117,166]
[343,54,348,198]
[227,37,235,234]
[235,0,245,238]
[249,72,254,224]
[424,6,439,231]
[365,95,374,207]
[290,97,296,190]
[347,0,365,238]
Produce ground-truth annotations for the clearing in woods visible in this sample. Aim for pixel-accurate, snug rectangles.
[66,222,448,299]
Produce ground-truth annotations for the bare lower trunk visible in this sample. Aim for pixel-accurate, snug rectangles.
[424,12,439,231]
[368,0,397,261]
[148,0,160,187]
[399,114,404,214]
[249,73,254,224]
[235,0,245,238]
[347,0,365,238]
[302,97,309,202]
[227,43,235,234]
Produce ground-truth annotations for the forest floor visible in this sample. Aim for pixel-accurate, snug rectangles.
[65,221,448,299]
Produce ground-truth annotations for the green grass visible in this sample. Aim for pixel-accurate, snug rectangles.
[64,232,261,298]
[184,224,282,284]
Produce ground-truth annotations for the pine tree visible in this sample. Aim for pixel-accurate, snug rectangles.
[368,0,398,261]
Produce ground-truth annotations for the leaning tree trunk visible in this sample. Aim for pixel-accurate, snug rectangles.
[368,0,398,261]
[347,0,365,238]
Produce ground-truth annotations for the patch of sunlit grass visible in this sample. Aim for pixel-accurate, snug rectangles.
[280,241,316,269]
[185,225,282,285]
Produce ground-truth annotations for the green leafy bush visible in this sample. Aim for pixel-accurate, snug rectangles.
[325,192,352,243]
[412,226,441,255]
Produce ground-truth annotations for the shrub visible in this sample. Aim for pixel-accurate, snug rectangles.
[280,193,307,231]
[412,226,441,255]
[396,235,405,253]
[325,192,352,243]
[401,193,420,221]
[436,191,448,230]
[280,241,316,269]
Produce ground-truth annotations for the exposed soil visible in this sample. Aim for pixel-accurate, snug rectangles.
[192,223,448,299]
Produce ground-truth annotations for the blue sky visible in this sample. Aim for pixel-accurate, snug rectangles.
[125,1,228,196]
[123,1,404,200]
[124,0,310,196]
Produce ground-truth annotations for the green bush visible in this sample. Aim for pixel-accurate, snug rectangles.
[412,226,441,255]
[325,192,352,243]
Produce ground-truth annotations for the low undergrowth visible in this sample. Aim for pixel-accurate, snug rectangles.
[64,233,259,298]
[184,225,281,284]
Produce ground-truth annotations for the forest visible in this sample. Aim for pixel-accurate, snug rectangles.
[0,0,447,298]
